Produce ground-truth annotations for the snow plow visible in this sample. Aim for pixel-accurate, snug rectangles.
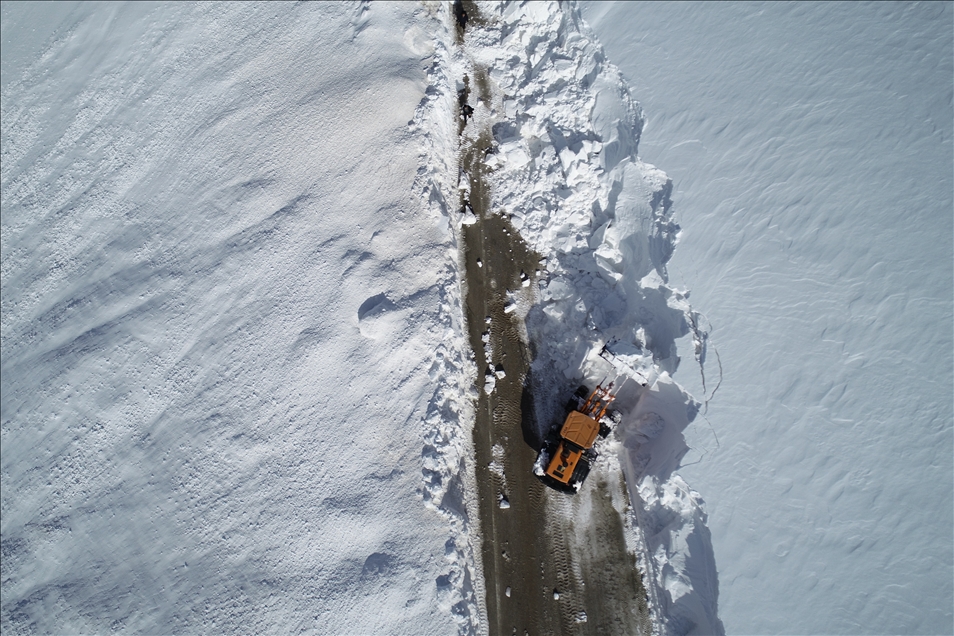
[534,384,619,493]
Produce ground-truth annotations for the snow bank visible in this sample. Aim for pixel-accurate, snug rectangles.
[1,3,475,633]
[456,2,722,633]
[409,10,486,627]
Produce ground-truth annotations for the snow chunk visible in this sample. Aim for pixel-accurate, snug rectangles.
[484,369,497,395]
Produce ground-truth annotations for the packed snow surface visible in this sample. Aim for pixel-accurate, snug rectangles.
[2,2,477,633]
[582,2,953,635]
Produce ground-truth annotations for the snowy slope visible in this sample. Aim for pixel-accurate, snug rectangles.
[1,2,477,633]
[581,2,954,634]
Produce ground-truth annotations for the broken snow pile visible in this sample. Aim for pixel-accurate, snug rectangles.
[457,2,723,634]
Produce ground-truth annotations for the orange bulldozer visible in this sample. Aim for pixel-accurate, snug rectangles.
[534,384,619,493]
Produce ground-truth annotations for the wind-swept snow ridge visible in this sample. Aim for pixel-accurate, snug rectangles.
[457,3,723,634]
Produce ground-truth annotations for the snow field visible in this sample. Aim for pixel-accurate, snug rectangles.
[582,2,953,634]
[1,2,475,633]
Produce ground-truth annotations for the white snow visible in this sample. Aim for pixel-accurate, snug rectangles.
[483,369,497,395]
[1,2,477,634]
[582,2,953,635]
[6,1,946,634]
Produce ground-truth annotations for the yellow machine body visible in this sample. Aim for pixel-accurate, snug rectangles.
[540,384,616,488]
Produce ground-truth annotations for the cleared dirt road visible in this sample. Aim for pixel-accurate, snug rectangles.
[458,66,651,635]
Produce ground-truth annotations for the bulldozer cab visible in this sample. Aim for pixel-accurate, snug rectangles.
[545,439,584,484]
